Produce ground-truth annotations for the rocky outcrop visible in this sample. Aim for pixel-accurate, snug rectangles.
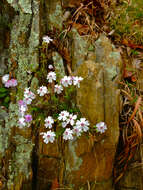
[65,32,121,189]
[0,0,122,189]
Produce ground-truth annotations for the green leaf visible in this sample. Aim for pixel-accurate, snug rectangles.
[56,128,65,138]
[4,96,10,103]
[88,45,95,51]
[0,93,7,98]
[2,102,9,108]
[0,87,8,93]
[31,107,40,112]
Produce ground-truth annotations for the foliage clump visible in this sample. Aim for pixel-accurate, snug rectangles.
[110,0,143,45]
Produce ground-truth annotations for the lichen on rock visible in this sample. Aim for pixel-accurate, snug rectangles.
[1,1,40,189]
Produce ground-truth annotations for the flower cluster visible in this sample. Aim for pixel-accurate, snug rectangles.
[23,88,35,105]
[60,76,83,88]
[2,74,17,88]
[3,53,107,141]
[5,79,17,88]
[2,47,108,143]
[41,110,90,144]
[45,71,83,95]
[18,88,35,128]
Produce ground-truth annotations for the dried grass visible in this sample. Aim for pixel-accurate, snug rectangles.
[113,80,143,184]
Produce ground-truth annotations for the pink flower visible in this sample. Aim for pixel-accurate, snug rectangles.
[5,80,11,88]
[18,100,26,106]
[5,79,17,88]
[25,115,32,122]
[10,79,17,87]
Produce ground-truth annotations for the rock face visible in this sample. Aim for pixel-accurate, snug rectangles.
[0,0,122,190]
[0,0,40,189]
[64,33,121,189]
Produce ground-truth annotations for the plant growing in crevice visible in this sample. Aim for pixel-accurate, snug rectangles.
[9,36,108,142]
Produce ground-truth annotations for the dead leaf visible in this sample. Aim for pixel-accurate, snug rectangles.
[51,178,59,190]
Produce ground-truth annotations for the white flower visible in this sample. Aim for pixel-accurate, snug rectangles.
[23,97,33,105]
[96,122,107,133]
[29,92,35,100]
[41,130,56,144]
[23,88,35,105]
[72,126,82,137]
[44,116,54,129]
[43,36,53,44]
[61,122,68,128]
[19,105,27,112]
[76,118,90,132]
[63,128,73,140]
[24,87,30,95]
[67,76,73,85]
[66,114,77,126]
[37,86,48,96]
[47,71,56,83]
[24,88,35,100]
[58,111,69,121]
[54,84,63,94]
[60,76,72,87]
[48,64,54,69]
[73,76,83,88]
[2,74,9,84]
[18,117,26,127]
[19,105,27,116]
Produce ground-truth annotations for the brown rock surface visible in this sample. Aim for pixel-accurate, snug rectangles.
[63,33,122,189]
